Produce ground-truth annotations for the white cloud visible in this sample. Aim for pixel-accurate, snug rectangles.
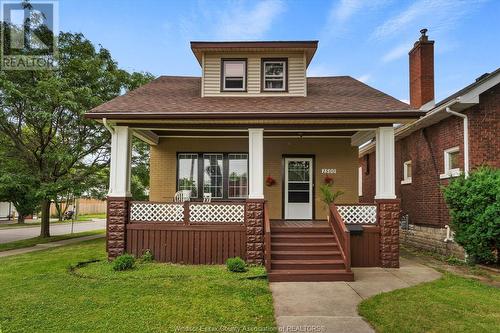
[356,74,371,83]
[307,64,337,77]
[373,0,486,40]
[214,0,285,40]
[381,42,411,63]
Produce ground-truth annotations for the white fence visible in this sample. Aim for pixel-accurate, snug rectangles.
[129,202,245,224]
[337,205,377,224]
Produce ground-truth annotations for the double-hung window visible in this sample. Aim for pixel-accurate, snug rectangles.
[177,153,248,200]
[222,60,246,91]
[263,59,286,91]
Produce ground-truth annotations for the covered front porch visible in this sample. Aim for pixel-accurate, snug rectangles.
[105,121,403,280]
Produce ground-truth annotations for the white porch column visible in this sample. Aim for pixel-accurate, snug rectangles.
[108,126,132,197]
[375,127,396,199]
[248,128,264,199]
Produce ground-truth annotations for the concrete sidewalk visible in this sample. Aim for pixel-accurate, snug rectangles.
[0,234,104,258]
[270,257,442,333]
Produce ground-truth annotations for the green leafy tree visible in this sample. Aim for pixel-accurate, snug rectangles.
[443,167,500,264]
[0,28,153,236]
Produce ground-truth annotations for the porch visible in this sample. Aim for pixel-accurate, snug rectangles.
[105,124,402,281]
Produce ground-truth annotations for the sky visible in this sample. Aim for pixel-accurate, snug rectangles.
[59,0,500,103]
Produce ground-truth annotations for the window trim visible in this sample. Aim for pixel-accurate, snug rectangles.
[261,58,288,92]
[176,152,249,201]
[401,160,412,184]
[358,166,363,196]
[440,147,461,179]
[221,58,247,92]
[176,153,199,198]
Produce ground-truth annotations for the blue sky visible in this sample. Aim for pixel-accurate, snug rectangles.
[60,0,500,102]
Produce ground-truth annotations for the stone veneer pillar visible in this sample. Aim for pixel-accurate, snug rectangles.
[376,199,400,268]
[245,200,265,265]
[106,197,130,260]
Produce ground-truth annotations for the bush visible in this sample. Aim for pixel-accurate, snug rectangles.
[113,254,135,271]
[226,257,247,272]
[442,166,500,264]
[141,250,154,263]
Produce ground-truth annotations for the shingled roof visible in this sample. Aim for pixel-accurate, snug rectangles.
[86,76,419,119]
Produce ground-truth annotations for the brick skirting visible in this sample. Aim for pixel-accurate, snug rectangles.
[106,197,130,260]
[245,200,265,265]
[377,199,400,268]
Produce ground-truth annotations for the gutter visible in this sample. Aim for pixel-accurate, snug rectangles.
[102,118,114,134]
[446,107,469,177]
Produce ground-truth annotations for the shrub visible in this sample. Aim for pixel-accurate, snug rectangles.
[442,166,500,264]
[113,254,135,271]
[319,184,344,208]
[141,250,154,263]
[226,257,247,272]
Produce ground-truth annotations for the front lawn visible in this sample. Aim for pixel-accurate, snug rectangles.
[0,230,105,252]
[0,239,276,332]
[359,273,500,332]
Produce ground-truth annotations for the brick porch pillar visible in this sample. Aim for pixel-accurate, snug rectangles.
[245,199,265,265]
[376,199,400,268]
[106,197,130,260]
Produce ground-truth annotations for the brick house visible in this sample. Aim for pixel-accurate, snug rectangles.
[359,31,500,258]
[86,40,426,281]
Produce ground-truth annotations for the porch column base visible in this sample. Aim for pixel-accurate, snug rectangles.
[106,196,130,260]
[245,199,265,265]
[376,199,400,268]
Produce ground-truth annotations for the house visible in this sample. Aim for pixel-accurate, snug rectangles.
[86,39,424,281]
[359,31,500,259]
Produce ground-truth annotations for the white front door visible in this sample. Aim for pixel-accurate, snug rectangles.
[284,157,313,219]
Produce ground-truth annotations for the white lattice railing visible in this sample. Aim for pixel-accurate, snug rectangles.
[129,202,184,223]
[337,205,377,224]
[129,201,245,224]
[189,203,245,223]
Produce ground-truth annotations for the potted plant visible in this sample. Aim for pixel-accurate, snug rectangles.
[319,183,344,221]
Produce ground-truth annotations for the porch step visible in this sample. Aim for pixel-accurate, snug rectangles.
[271,242,339,251]
[271,226,331,233]
[272,259,345,270]
[271,250,342,260]
[268,269,354,282]
[271,234,334,243]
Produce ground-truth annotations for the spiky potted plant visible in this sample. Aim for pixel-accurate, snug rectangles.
[319,182,344,221]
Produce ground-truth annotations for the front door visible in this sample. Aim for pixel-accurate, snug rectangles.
[284,157,313,219]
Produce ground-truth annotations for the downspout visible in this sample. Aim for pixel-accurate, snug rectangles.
[102,118,114,134]
[445,107,469,177]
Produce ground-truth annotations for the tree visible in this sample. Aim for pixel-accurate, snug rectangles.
[0,28,153,237]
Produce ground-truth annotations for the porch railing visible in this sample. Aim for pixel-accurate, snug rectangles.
[129,201,245,224]
[337,204,377,224]
[329,204,351,272]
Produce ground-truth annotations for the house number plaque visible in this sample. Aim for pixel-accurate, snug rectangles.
[321,168,337,174]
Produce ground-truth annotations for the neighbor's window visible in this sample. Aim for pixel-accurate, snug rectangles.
[203,154,224,198]
[263,60,286,91]
[441,147,461,178]
[177,154,198,198]
[222,60,246,91]
[228,154,248,198]
[402,160,412,184]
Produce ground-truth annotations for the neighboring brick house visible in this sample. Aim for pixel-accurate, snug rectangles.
[359,31,500,258]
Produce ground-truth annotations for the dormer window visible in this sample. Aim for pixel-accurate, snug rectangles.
[262,59,287,91]
[222,59,246,91]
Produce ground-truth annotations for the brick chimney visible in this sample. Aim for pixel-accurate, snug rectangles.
[409,29,434,109]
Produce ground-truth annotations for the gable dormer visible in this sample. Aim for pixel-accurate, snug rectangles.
[191,41,318,97]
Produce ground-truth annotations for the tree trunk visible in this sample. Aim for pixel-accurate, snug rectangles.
[17,214,25,224]
[55,200,63,221]
[40,199,51,238]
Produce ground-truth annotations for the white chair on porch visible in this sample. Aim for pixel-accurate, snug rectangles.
[174,190,191,202]
[203,193,212,203]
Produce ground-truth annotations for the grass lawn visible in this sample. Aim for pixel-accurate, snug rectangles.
[0,239,277,333]
[0,230,105,252]
[359,273,500,333]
